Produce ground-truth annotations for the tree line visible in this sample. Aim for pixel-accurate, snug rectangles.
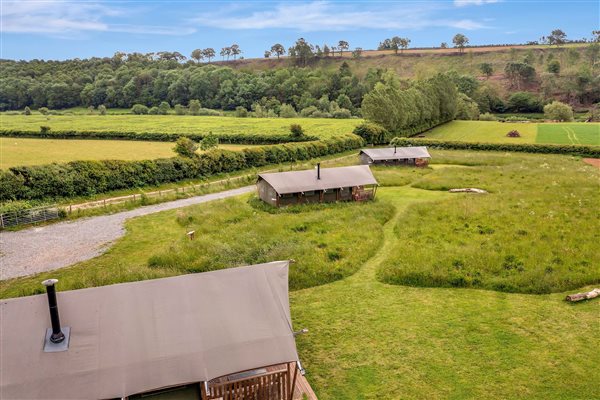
[0,58,378,115]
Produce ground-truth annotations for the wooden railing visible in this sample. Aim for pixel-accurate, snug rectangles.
[204,368,292,400]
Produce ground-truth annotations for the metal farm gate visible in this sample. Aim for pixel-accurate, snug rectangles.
[0,206,62,229]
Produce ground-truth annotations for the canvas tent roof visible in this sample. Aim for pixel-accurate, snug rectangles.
[0,261,299,399]
[360,146,431,161]
[258,165,378,195]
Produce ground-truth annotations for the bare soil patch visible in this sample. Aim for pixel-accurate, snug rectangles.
[583,158,600,168]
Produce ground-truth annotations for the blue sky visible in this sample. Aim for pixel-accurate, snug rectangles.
[1,0,598,60]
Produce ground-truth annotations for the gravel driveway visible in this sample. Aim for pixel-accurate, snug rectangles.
[0,186,254,280]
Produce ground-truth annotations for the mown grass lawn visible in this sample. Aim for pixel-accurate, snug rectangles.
[424,120,599,145]
[1,150,598,398]
[0,114,360,140]
[536,123,600,145]
[0,137,256,169]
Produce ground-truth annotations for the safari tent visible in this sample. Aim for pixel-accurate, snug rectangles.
[257,164,378,207]
[0,261,313,400]
[359,146,431,166]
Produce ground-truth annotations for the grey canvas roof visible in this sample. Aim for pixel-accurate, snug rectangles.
[360,146,431,161]
[258,165,378,195]
[0,261,298,399]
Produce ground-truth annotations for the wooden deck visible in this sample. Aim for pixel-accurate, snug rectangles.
[206,363,318,400]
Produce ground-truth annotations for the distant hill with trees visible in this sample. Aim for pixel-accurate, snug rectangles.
[1,32,598,117]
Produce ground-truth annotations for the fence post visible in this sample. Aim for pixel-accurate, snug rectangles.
[0,214,4,229]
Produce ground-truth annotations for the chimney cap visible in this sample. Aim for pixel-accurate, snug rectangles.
[42,279,58,287]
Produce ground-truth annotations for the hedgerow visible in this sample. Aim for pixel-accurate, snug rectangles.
[0,134,364,201]
[0,129,317,145]
[391,137,600,158]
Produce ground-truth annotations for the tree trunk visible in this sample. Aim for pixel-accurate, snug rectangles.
[565,288,600,302]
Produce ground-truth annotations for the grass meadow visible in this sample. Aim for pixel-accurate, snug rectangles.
[424,120,599,145]
[0,114,360,140]
[0,137,258,169]
[1,149,598,398]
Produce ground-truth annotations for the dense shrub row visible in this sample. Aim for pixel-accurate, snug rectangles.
[0,134,364,201]
[361,73,459,136]
[391,137,600,157]
[0,129,317,145]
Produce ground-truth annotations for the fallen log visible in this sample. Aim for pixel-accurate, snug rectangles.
[565,288,600,302]
[449,188,488,194]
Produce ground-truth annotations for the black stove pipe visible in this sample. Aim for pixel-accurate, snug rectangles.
[43,279,65,344]
[317,163,321,180]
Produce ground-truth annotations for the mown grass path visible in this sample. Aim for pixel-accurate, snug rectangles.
[291,186,599,399]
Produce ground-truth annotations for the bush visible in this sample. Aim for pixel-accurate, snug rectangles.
[290,124,304,138]
[478,112,497,121]
[158,101,171,115]
[200,133,219,151]
[173,137,198,158]
[353,122,389,145]
[174,104,187,115]
[300,106,319,118]
[38,107,49,115]
[40,126,51,134]
[148,106,159,115]
[235,106,248,118]
[544,101,574,121]
[188,99,201,115]
[1,134,364,201]
[98,105,107,115]
[547,60,561,74]
[507,92,543,113]
[131,104,149,115]
[23,106,31,115]
[332,108,352,119]
[279,104,297,118]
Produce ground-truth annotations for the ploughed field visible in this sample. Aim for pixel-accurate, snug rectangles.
[424,121,600,145]
[0,114,361,140]
[0,137,257,169]
[2,149,598,399]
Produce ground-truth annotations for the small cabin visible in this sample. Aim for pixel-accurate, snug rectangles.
[0,261,315,400]
[359,146,431,167]
[257,164,378,207]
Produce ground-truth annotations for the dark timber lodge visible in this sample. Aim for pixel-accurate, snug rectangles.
[257,164,378,207]
[359,146,431,166]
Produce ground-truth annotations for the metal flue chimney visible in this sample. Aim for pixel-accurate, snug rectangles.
[43,279,65,344]
[394,145,397,154]
[317,163,321,180]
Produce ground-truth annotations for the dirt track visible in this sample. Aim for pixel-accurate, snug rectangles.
[0,186,254,280]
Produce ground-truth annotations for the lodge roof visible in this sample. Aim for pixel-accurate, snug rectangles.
[258,165,378,195]
[360,146,431,161]
[0,261,298,399]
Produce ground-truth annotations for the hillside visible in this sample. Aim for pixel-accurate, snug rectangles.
[228,43,597,107]
[1,42,598,115]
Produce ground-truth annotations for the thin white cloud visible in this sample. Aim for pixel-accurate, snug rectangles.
[454,0,500,7]
[1,0,196,35]
[191,1,488,32]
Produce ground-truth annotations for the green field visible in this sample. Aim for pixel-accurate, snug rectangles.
[0,137,256,169]
[2,150,598,398]
[424,121,599,145]
[0,114,360,140]
[536,123,600,145]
